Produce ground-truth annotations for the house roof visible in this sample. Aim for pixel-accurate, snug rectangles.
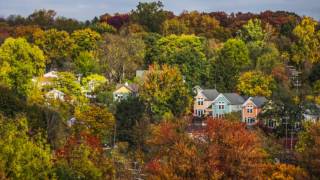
[251,96,267,107]
[115,83,139,93]
[223,93,245,105]
[44,71,58,78]
[202,89,219,101]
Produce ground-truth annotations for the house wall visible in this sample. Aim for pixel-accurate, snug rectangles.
[230,105,242,112]
[113,86,132,101]
[212,95,230,118]
[193,92,213,116]
[242,100,261,124]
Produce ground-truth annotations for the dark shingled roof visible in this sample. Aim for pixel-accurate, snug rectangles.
[202,89,219,101]
[251,96,267,107]
[223,93,245,105]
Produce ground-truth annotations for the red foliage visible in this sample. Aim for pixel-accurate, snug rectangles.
[100,13,130,30]
[55,132,102,158]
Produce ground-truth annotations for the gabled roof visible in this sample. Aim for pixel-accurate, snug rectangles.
[201,89,219,101]
[223,93,245,105]
[251,96,267,107]
[115,83,139,93]
[243,96,267,107]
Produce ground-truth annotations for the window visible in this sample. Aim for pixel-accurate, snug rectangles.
[247,105,253,113]
[267,119,275,128]
[216,114,224,118]
[218,102,225,110]
[197,98,204,105]
[246,117,255,125]
[196,109,204,117]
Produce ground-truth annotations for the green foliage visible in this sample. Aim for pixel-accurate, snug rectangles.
[99,34,145,83]
[89,22,116,34]
[296,122,320,177]
[115,96,146,148]
[151,34,208,87]
[0,37,45,96]
[0,114,54,179]
[161,18,188,35]
[237,70,275,97]
[74,105,115,143]
[256,44,281,73]
[140,64,191,121]
[131,1,167,33]
[48,72,87,104]
[214,38,250,91]
[81,74,107,93]
[240,19,266,42]
[33,28,74,66]
[291,17,320,64]
[71,28,102,54]
[74,51,99,76]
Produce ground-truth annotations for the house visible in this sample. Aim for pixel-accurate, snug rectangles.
[113,82,139,102]
[45,89,65,101]
[212,93,245,118]
[303,103,320,123]
[193,87,219,117]
[32,70,58,87]
[242,96,267,125]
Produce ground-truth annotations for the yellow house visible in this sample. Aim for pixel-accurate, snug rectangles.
[113,82,138,102]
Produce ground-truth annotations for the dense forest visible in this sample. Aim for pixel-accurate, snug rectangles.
[0,1,320,179]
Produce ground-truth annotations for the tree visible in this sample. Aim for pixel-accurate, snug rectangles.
[53,16,84,32]
[55,133,115,179]
[115,96,146,148]
[145,121,213,179]
[239,18,266,42]
[179,11,221,38]
[0,37,45,96]
[151,34,208,87]
[296,122,320,177]
[214,38,250,91]
[131,1,167,33]
[89,22,116,34]
[291,17,320,65]
[140,64,191,121]
[81,74,107,93]
[145,118,271,179]
[99,34,145,83]
[237,70,275,97]
[13,25,42,41]
[0,114,54,179]
[256,43,281,73]
[27,9,56,29]
[71,28,102,54]
[265,164,309,180]
[74,105,115,143]
[74,51,99,76]
[161,18,188,35]
[33,28,74,67]
[48,72,85,104]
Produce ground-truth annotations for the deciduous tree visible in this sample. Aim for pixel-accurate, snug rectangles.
[237,70,275,97]
[140,64,191,121]
[214,38,249,91]
[0,37,45,96]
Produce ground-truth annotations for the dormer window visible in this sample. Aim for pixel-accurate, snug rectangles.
[197,98,204,105]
